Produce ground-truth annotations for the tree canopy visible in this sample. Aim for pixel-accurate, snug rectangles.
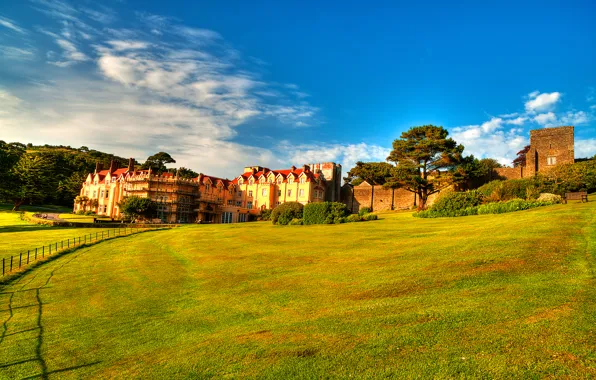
[344,161,394,186]
[141,152,176,173]
[513,145,530,167]
[118,196,157,221]
[386,125,464,209]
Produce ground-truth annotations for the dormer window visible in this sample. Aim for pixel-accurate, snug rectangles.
[260,177,265,184]
[249,179,254,185]
[288,177,294,184]
[239,178,244,185]
[277,177,283,184]
[300,177,306,184]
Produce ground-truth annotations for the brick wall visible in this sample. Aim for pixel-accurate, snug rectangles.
[493,167,523,180]
[342,182,442,212]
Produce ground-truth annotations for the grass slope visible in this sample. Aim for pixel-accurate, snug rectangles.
[0,203,595,378]
[0,211,128,262]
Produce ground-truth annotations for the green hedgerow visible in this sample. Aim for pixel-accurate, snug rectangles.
[429,190,484,213]
[346,214,362,223]
[271,202,304,225]
[363,213,378,221]
[358,207,372,216]
[303,202,348,225]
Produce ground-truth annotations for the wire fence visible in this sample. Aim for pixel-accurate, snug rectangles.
[1,226,170,277]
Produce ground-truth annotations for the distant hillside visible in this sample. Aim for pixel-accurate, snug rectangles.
[1,142,138,208]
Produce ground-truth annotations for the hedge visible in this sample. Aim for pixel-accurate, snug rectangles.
[271,202,304,225]
[302,202,348,225]
[429,190,484,213]
[414,199,558,218]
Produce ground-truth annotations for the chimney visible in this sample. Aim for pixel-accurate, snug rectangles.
[95,162,103,174]
[303,164,310,173]
[252,168,257,174]
[127,158,134,172]
[291,165,296,171]
[109,160,119,173]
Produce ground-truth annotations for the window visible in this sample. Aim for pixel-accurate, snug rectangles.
[248,190,253,197]
[260,177,265,184]
[276,201,281,206]
[287,189,292,197]
[227,200,233,205]
[100,190,104,198]
[222,212,233,224]
[247,201,253,209]
[92,190,97,198]
[205,184,211,192]
[278,190,282,196]
[300,177,305,184]
[299,189,305,197]
[249,179,254,185]
[239,179,244,185]
[262,188,267,196]
[105,190,109,199]
[236,201,242,206]
[239,213,247,222]
[547,156,557,166]
[288,177,294,184]
[277,177,283,184]
[237,190,242,197]
[269,177,274,184]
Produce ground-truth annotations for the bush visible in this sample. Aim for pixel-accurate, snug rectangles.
[478,178,543,202]
[260,208,273,221]
[346,214,362,223]
[84,211,95,216]
[536,193,562,203]
[358,207,371,216]
[302,202,348,225]
[76,210,85,215]
[363,213,378,221]
[288,218,303,225]
[429,190,484,213]
[271,202,304,225]
[303,202,330,225]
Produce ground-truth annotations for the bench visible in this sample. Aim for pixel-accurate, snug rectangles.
[563,192,588,203]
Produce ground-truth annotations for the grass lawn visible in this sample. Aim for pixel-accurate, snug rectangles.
[57,214,113,223]
[0,202,594,378]
[0,211,130,262]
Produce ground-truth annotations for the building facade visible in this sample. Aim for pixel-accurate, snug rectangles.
[75,161,339,224]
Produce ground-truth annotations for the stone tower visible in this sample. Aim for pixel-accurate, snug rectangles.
[525,126,574,177]
[308,162,342,202]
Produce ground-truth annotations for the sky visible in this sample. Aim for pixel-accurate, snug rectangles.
[1,0,595,178]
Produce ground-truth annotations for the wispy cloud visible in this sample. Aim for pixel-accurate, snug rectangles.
[0,46,36,60]
[0,15,27,34]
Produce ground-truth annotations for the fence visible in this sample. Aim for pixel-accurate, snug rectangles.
[1,226,169,277]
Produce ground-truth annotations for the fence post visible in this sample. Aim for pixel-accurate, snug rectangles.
[10,256,13,272]
[55,242,57,252]
[20,253,22,268]
[27,250,30,264]
[2,258,4,276]
[38,247,40,258]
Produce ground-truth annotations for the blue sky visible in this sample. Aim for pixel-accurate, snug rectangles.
[1,0,595,178]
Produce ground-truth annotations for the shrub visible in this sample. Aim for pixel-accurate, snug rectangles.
[260,208,273,221]
[363,213,378,221]
[288,218,303,225]
[415,206,479,218]
[429,190,483,213]
[358,207,372,216]
[477,199,554,215]
[326,202,348,224]
[76,210,85,215]
[536,193,562,203]
[84,211,95,216]
[271,202,303,225]
[346,214,362,223]
[303,202,348,225]
[303,202,330,225]
[478,178,543,202]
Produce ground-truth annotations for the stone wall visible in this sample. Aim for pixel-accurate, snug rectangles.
[493,167,523,180]
[342,182,442,213]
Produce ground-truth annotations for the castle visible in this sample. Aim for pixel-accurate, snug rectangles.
[75,161,342,224]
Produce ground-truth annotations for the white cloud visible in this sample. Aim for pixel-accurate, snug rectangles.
[107,40,150,51]
[286,142,391,173]
[534,112,557,126]
[575,139,596,158]
[559,111,590,126]
[525,91,561,113]
[0,46,35,60]
[0,16,27,34]
[504,116,527,125]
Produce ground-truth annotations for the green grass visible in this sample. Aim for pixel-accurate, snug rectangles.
[57,214,113,223]
[0,211,129,262]
[0,203,595,378]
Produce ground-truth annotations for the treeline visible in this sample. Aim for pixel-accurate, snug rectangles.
[0,143,200,210]
[0,142,136,209]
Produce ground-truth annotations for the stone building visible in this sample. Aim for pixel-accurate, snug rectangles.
[75,161,340,224]
[493,126,575,179]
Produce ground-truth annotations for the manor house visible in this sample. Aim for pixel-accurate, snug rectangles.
[75,161,341,224]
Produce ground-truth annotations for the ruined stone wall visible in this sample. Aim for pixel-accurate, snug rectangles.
[342,182,442,212]
[525,126,574,177]
[493,167,523,180]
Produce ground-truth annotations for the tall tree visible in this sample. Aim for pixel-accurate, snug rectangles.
[513,145,530,167]
[344,161,394,186]
[0,141,26,203]
[10,154,52,210]
[118,196,157,221]
[386,125,464,209]
[175,167,199,179]
[141,152,176,173]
